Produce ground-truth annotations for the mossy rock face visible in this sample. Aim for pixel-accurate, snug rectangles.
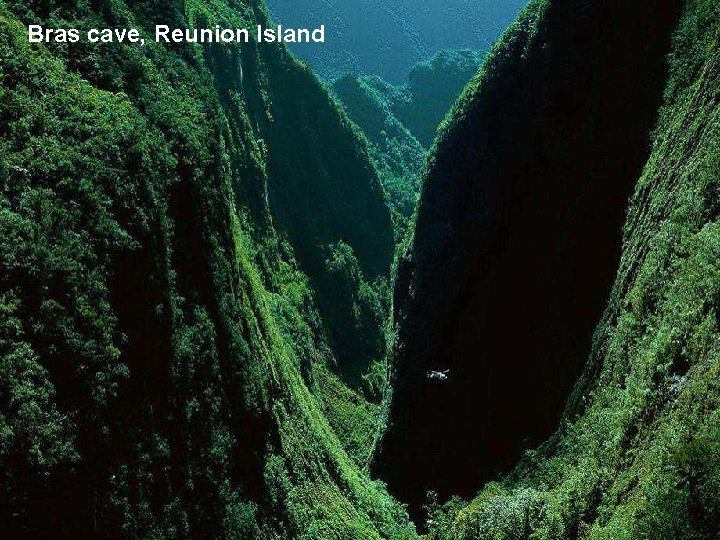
[376,0,686,517]
[0,0,412,537]
[331,49,485,243]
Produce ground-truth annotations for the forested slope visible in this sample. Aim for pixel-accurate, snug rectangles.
[390,50,485,148]
[442,1,720,536]
[332,74,424,241]
[4,0,717,537]
[332,50,483,240]
[375,0,688,517]
[0,0,413,537]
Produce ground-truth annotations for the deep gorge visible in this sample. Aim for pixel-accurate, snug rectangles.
[1,0,719,538]
[374,0,686,514]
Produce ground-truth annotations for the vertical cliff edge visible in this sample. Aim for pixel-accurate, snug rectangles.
[0,0,411,537]
[375,0,688,516]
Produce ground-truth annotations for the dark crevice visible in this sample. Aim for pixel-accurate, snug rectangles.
[375,0,685,519]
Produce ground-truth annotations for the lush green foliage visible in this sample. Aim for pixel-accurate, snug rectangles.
[422,0,720,537]
[0,0,414,537]
[332,73,424,242]
[332,49,483,242]
[390,50,486,148]
[4,0,717,538]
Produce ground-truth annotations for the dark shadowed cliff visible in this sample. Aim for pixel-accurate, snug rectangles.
[375,0,685,515]
[433,1,720,536]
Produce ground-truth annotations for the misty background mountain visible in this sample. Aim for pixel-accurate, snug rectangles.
[332,49,485,240]
[265,0,528,242]
[266,0,527,82]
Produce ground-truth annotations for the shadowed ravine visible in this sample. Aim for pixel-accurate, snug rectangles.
[374,0,685,517]
[3,0,720,537]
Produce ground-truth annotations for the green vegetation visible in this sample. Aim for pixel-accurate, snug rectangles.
[0,0,414,537]
[2,0,718,537]
[379,0,720,536]
[332,74,424,241]
[390,50,486,148]
[266,0,527,83]
[332,49,483,241]
[442,2,720,536]
[377,0,688,514]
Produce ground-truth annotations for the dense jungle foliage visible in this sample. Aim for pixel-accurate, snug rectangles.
[333,72,425,241]
[2,0,719,538]
[0,0,415,537]
[383,49,486,149]
[378,0,720,537]
[266,0,526,82]
[332,49,483,241]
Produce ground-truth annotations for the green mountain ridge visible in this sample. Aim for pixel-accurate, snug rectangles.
[0,0,413,537]
[378,0,720,537]
[332,72,424,243]
[265,0,527,83]
[1,0,719,538]
[331,49,484,241]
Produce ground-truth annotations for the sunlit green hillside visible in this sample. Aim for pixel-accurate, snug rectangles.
[0,0,413,536]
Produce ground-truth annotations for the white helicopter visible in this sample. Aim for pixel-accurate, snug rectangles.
[427,369,450,382]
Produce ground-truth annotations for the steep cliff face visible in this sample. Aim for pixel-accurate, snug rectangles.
[375,0,685,513]
[331,50,484,241]
[444,1,720,536]
[258,37,395,388]
[0,0,411,537]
